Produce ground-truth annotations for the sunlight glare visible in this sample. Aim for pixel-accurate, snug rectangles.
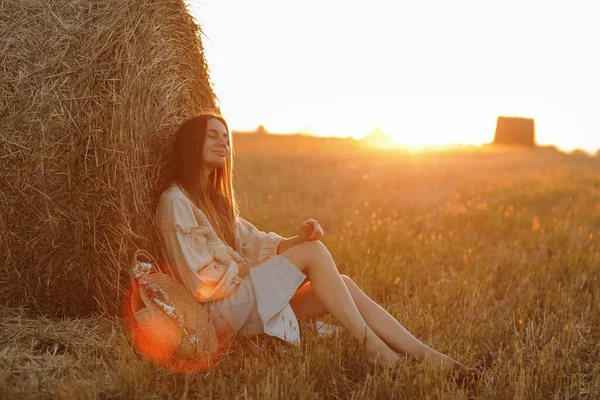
[189,0,600,153]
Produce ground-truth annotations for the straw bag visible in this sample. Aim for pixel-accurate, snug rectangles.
[129,249,219,365]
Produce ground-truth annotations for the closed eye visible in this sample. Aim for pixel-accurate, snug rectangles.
[208,129,229,142]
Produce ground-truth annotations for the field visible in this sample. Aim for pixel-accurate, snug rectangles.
[2,135,599,399]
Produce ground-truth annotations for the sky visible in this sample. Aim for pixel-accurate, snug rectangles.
[187,0,599,153]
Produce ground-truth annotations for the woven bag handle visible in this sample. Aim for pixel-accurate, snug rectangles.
[130,248,159,313]
[130,248,157,269]
[130,247,159,274]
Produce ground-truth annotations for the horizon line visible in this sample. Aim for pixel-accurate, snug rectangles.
[231,128,599,155]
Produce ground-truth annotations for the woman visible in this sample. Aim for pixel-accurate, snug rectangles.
[154,112,479,378]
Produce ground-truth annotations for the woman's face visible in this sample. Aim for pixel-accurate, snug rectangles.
[202,118,230,174]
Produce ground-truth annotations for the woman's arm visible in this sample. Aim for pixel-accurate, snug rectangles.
[277,235,302,255]
[237,217,287,265]
[274,219,323,255]
[236,235,300,279]
[157,196,242,302]
[237,261,251,280]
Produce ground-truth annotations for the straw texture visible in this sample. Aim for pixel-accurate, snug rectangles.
[0,0,218,317]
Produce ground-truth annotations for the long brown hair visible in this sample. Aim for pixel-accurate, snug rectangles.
[168,112,239,248]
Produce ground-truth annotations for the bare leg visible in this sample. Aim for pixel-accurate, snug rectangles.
[280,241,399,368]
[290,276,456,371]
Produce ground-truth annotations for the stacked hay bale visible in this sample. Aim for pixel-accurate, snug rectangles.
[0,0,217,316]
[493,116,536,146]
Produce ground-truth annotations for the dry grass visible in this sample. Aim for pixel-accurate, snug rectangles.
[0,0,217,317]
[0,307,127,397]
[2,138,599,398]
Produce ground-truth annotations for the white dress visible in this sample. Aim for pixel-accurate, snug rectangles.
[155,183,309,345]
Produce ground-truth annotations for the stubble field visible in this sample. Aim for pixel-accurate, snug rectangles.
[2,134,599,399]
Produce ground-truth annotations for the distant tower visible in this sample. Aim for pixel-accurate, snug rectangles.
[256,125,268,135]
[493,116,536,146]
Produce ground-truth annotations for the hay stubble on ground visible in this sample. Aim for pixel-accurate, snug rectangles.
[2,138,599,398]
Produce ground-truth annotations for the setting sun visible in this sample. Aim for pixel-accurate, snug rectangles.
[189,0,599,153]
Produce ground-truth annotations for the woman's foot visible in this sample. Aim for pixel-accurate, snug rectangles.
[425,354,483,386]
[422,353,483,389]
[449,362,483,387]
[364,335,400,369]
[423,352,456,373]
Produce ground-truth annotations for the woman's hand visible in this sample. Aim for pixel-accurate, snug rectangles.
[297,218,324,242]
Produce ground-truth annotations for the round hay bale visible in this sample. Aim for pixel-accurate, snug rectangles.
[0,0,218,316]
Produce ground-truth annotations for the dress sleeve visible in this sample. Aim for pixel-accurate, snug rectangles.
[156,196,242,302]
[236,216,286,266]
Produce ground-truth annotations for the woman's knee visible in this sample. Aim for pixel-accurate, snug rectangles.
[302,239,328,254]
[304,240,334,265]
[296,240,333,271]
[281,240,329,272]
